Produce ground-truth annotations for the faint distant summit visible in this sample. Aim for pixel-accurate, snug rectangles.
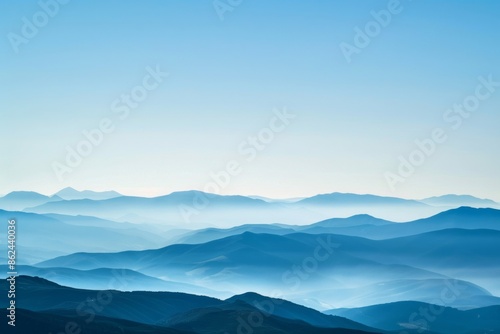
[54,187,122,201]
[0,191,61,211]
[419,194,499,208]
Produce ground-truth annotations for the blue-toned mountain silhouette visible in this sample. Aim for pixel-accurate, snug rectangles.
[419,194,500,208]
[36,226,500,308]
[0,276,381,334]
[2,189,499,333]
[325,301,500,333]
[3,189,498,225]
[53,186,122,200]
[0,191,61,211]
[14,190,448,225]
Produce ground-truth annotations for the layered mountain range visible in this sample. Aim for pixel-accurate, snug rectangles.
[1,189,499,333]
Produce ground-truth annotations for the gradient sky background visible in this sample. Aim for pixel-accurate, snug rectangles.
[1,0,499,201]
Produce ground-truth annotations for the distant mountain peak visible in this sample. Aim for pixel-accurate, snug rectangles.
[437,206,497,215]
[56,186,79,194]
[4,190,48,198]
[0,191,62,211]
[298,192,427,207]
[419,195,499,208]
[54,187,122,201]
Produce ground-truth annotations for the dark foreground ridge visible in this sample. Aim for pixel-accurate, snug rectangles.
[0,276,382,334]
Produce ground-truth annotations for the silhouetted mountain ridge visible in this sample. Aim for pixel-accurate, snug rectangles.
[0,276,379,334]
[54,187,122,200]
[325,301,500,333]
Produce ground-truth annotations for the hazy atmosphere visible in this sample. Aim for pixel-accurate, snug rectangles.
[1,1,500,334]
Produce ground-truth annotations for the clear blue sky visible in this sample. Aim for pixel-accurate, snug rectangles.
[1,0,499,201]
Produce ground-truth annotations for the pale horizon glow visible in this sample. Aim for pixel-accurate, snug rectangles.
[2,186,499,204]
